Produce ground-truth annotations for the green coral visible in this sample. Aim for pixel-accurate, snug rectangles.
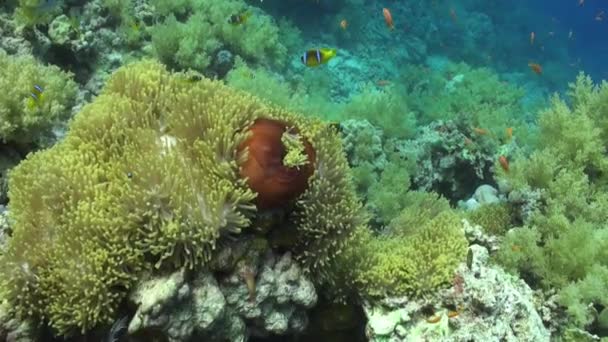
[15,0,62,27]
[0,51,77,146]
[150,0,286,72]
[366,160,412,223]
[466,203,513,236]
[0,60,364,336]
[398,61,540,146]
[495,73,608,332]
[340,210,467,298]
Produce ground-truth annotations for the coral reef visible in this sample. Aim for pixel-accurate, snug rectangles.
[150,0,287,73]
[394,120,498,200]
[0,50,77,146]
[364,243,550,341]
[0,60,364,337]
[496,73,608,335]
[128,251,316,341]
[332,208,467,300]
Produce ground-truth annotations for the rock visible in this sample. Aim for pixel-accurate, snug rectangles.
[48,15,74,45]
[128,251,317,341]
[363,244,550,341]
[473,184,499,205]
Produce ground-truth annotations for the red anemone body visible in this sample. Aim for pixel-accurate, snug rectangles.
[239,118,315,209]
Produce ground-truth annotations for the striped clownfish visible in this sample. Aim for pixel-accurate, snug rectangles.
[26,84,45,110]
[300,48,337,67]
[227,10,252,25]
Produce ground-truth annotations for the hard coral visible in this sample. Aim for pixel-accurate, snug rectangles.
[239,118,315,209]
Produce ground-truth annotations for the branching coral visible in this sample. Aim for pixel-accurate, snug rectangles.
[495,73,608,333]
[0,50,77,146]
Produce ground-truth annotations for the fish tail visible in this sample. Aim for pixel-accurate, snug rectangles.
[242,10,252,22]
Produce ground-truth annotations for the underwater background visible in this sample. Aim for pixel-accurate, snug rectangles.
[0,0,607,341]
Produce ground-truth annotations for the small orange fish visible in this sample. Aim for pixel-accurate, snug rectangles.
[511,244,521,252]
[340,19,348,30]
[528,62,542,74]
[239,266,257,303]
[449,8,458,23]
[568,29,573,40]
[506,127,513,140]
[595,10,605,21]
[376,79,391,87]
[530,31,535,45]
[447,310,459,318]
[383,8,394,30]
[427,315,441,323]
[472,127,488,135]
[499,155,509,172]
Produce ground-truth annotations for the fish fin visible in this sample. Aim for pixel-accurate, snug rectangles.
[106,315,129,342]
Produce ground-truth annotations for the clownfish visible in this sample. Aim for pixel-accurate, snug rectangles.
[228,10,252,25]
[300,48,337,67]
[27,84,45,109]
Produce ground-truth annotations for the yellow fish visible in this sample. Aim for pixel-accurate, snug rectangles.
[26,84,45,110]
[300,48,337,67]
[228,10,252,25]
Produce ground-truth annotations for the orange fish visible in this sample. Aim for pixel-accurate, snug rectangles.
[427,315,441,323]
[472,127,488,135]
[499,155,509,172]
[506,127,513,140]
[340,19,348,30]
[511,244,521,252]
[528,62,542,74]
[376,79,391,87]
[383,8,394,30]
[447,310,459,318]
[449,8,458,23]
[568,29,573,40]
[530,31,535,45]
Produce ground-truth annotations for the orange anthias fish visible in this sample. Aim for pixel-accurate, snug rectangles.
[472,127,488,135]
[528,62,542,74]
[499,155,509,172]
[376,79,391,87]
[505,127,513,141]
[530,31,535,45]
[383,8,394,30]
[340,19,348,30]
[449,7,458,23]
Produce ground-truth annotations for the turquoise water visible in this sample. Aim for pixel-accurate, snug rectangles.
[0,0,607,341]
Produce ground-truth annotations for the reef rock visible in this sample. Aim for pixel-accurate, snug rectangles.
[128,251,317,341]
[364,244,550,341]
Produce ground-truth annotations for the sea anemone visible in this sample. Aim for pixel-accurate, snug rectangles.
[239,118,315,209]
